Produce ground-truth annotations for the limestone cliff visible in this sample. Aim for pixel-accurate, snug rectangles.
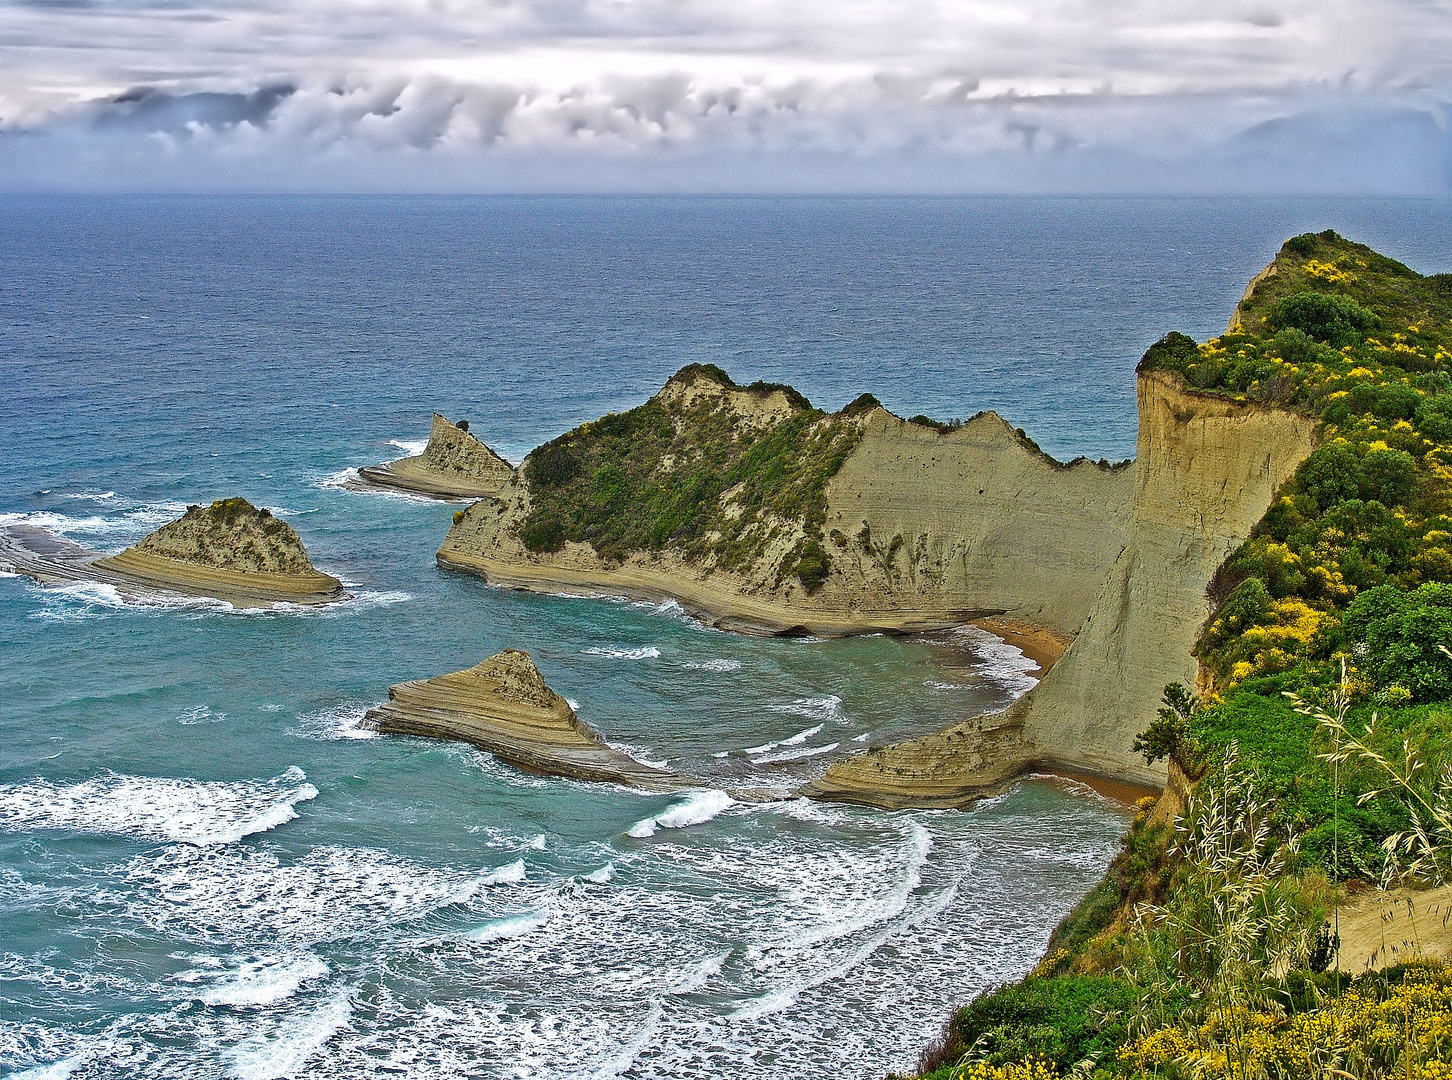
[358,414,514,499]
[808,371,1318,804]
[91,497,343,607]
[438,368,1132,638]
[365,649,681,790]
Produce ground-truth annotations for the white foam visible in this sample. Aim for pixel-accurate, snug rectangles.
[483,858,526,885]
[292,703,377,741]
[0,769,318,845]
[681,658,742,672]
[525,834,548,851]
[766,694,846,726]
[628,790,735,838]
[940,624,1041,697]
[566,698,581,711]
[781,723,823,746]
[606,742,668,770]
[582,646,661,661]
[313,467,360,492]
[583,862,615,884]
[852,731,872,742]
[467,908,549,943]
[178,705,226,726]
[8,1057,85,1080]
[668,951,727,995]
[389,438,429,456]
[224,990,353,1080]
[176,953,329,1007]
[62,491,117,502]
[0,503,186,547]
[754,742,839,765]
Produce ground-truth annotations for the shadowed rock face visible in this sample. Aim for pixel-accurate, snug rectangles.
[358,414,514,499]
[364,649,682,791]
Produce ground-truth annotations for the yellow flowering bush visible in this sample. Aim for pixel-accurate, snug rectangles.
[1119,965,1452,1080]
[954,1058,1059,1080]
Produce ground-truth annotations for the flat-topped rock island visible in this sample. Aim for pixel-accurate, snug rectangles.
[365,648,684,791]
[0,497,344,608]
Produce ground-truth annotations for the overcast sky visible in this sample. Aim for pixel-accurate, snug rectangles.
[1,0,1449,192]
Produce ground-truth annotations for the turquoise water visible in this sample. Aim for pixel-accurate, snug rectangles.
[2,196,1450,1079]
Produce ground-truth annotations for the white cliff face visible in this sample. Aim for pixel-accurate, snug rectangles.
[1015,370,1318,787]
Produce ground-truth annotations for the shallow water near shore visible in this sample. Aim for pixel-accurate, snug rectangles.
[2,195,1450,1079]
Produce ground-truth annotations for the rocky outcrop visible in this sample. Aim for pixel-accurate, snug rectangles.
[365,649,682,790]
[95,498,343,607]
[810,371,1318,804]
[358,414,514,499]
[2,498,343,608]
[437,372,1133,638]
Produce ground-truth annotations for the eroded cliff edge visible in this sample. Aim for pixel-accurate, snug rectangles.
[806,370,1318,804]
[438,368,1133,639]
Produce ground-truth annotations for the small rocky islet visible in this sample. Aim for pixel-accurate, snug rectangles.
[356,413,514,499]
[364,648,682,791]
[0,497,343,608]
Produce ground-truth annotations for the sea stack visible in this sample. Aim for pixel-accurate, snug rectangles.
[92,498,344,607]
[358,414,514,499]
[365,649,680,790]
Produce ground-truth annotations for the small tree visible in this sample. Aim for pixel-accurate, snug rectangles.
[1132,683,1198,767]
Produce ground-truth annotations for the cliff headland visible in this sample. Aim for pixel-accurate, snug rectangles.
[364,648,682,790]
[0,497,343,608]
[358,414,514,499]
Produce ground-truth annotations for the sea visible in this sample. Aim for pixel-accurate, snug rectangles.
[2,195,1450,1080]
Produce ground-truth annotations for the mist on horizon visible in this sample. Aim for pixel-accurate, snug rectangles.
[0,0,1448,194]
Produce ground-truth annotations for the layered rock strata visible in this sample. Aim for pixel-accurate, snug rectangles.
[438,371,1133,639]
[358,414,514,499]
[365,649,682,791]
[2,498,343,609]
[806,371,1317,805]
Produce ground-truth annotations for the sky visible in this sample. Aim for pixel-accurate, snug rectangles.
[1,0,1449,193]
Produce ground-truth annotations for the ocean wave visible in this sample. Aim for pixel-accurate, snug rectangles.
[291,704,378,741]
[766,694,846,726]
[680,658,742,672]
[7,1056,86,1080]
[0,768,318,846]
[467,908,549,943]
[60,490,118,502]
[583,862,615,884]
[627,790,734,839]
[28,580,235,621]
[483,858,527,885]
[224,989,353,1080]
[175,952,329,1008]
[178,705,227,726]
[753,742,839,765]
[582,645,661,661]
[0,503,187,548]
[389,439,429,456]
[939,624,1041,697]
[606,742,668,770]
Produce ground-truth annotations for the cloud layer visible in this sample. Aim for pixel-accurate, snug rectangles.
[1,0,1449,191]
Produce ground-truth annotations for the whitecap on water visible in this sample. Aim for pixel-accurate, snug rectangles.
[389,438,429,456]
[483,859,527,885]
[753,742,839,765]
[466,908,549,943]
[223,989,353,1080]
[0,768,317,845]
[765,695,846,726]
[680,658,742,672]
[627,790,734,839]
[582,862,614,884]
[291,703,377,741]
[175,952,329,1008]
[582,645,661,661]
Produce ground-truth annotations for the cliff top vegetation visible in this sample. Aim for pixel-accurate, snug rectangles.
[916,235,1452,1080]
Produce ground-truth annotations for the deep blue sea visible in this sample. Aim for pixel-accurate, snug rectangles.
[2,196,1450,1080]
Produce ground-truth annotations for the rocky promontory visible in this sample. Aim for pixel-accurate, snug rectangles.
[1,497,343,608]
[358,414,514,499]
[93,498,344,607]
[364,649,682,790]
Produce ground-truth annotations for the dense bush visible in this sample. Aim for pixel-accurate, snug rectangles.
[1268,290,1380,347]
[1344,582,1452,700]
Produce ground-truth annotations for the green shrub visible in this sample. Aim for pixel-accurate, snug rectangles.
[1268,290,1380,347]
[1344,583,1452,701]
